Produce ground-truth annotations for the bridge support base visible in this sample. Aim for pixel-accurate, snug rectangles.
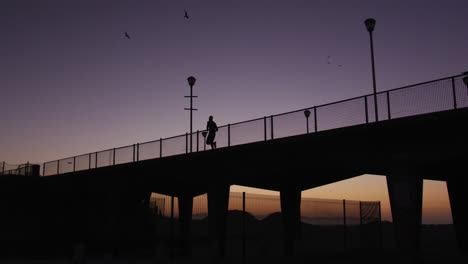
[447,174,468,254]
[178,195,193,256]
[280,187,301,256]
[386,166,423,257]
[208,184,230,258]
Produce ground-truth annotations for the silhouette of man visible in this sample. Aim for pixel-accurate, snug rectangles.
[206,116,218,149]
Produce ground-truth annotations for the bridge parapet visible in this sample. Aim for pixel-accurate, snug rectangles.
[0,162,40,177]
[41,73,468,176]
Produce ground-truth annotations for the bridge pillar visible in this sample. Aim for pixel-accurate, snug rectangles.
[386,163,423,256]
[178,195,193,256]
[447,174,468,254]
[208,184,230,258]
[280,187,301,256]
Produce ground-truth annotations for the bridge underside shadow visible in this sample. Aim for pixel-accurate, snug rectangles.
[3,108,467,258]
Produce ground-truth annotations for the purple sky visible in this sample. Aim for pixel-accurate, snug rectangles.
[2,0,467,164]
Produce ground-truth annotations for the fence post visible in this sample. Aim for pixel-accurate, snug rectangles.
[197,130,199,152]
[243,192,246,258]
[170,195,175,259]
[228,124,231,147]
[264,116,267,141]
[386,91,391,120]
[314,106,318,132]
[2,161,4,174]
[186,133,188,154]
[113,148,116,165]
[57,160,59,175]
[160,138,163,158]
[137,143,140,162]
[73,156,76,172]
[343,199,347,249]
[270,115,274,140]
[42,163,45,176]
[88,153,91,170]
[95,152,98,168]
[364,97,369,123]
[378,201,383,249]
[452,77,458,109]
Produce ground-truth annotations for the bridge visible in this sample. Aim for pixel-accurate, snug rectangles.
[2,73,468,257]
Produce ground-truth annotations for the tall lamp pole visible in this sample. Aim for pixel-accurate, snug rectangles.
[365,18,378,122]
[185,76,197,153]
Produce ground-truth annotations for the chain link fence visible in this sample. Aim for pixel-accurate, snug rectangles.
[0,162,38,176]
[149,191,381,257]
[41,74,468,176]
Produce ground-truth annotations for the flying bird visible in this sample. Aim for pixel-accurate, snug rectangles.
[124,32,131,39]
[184,10,189,19]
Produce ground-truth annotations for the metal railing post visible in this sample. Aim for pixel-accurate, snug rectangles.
[228,124,231,147]
[186,133,188,154]
[197,130,199,152]
[57,160,59,175]
[264,116,267,141]
[452,77,458,109]
[113,148,116,165]
[314,106,318,132]
[386,91,391,120]
[42,163,45,176]
[270,115,274,140]
[95,152,98,168]
[73,157,76,172]
[364,97,369,123]
[88,153,91,169]
[133,145,135,162]
[160,138,163,158]
[137,143,140,162]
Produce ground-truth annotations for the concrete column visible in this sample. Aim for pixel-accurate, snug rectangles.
[386,166,423,254]
[280,187,301,256]
[447,174,468,254]
[207,185,230,258]
[178,195,193,256]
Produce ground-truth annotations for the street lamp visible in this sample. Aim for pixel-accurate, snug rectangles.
[365,18,378,122]
[463,72,468,90]
[185,76,197,153]
[201,131,208,151]
[304,109,311,134]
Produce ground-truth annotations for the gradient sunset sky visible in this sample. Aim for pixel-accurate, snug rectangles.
[1,0,467,224]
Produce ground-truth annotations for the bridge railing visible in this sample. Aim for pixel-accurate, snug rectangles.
[0,162,39,176]
[42,74,468,176]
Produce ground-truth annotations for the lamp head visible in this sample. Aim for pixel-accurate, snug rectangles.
[304,109,311,118]
[463,76,468,87]
[187,76,196,87]
[365,18,376,33]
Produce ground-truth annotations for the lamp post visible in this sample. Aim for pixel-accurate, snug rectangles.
[202,131,207,151]
[304,109,311,134]
[185,76,197,153]
[365,18,378,122]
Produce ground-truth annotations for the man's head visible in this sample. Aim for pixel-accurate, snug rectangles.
[209,116,213,121]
